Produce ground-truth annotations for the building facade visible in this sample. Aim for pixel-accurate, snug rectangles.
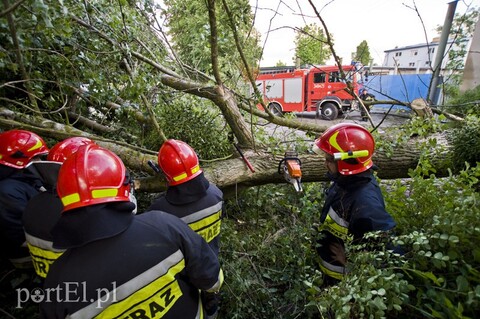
[378,37,470,75]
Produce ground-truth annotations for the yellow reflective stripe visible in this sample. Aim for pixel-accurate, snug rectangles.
[27,243,63,278]
[92,188,118,199]
[197,296,203,319]
[61,193,80,206]
[188,211,221,232]
[180,203,223,242]
[173,165,200,182]
[181,202,223,224]
[328,131,345,153]
[26,243,63,261]
[173,172,188,182]
[326,206,349,228]
[70,250,185,319]
[321,215,349,241]
[191,165,200,174]
[25,233,64,253]
[319,207,351,241]
[196,220,221,243]
[27,139,43,152]
[96,273,183,319]
[318,258,345,280]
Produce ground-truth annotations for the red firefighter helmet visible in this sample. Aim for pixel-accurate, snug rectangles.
[47,137,95,163]
[157,139,202,186]
[313,123,375,175]
[57,144,130,212]
[0,129,49,169]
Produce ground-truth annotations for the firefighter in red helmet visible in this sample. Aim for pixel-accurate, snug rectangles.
[23,137,95,278]
[312,123,397,285]
[148,139,224,318]
[0,129,49,268]
[41,144,222,319]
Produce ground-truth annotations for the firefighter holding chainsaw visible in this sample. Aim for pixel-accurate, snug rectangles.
[41,144,223,319]
[147,139,224,318]
[312,123,397,286]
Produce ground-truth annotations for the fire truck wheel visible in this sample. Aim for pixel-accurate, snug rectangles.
[322,103,338,121]
[268,103,283,116]
[321,103,338,120]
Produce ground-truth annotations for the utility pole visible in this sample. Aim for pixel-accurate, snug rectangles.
[428,0,458,104]
[460,15,480,92]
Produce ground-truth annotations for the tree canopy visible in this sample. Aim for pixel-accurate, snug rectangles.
[292,23,331,65]
[354,40,372,65]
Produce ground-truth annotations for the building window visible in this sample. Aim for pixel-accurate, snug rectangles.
[409,62,415,67]
[425,61,431,65]
[412,50,418,56]
[428,48,435,54]
[395,52,402,57]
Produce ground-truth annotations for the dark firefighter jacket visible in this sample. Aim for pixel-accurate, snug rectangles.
[147,173,223,256]
[41,202,222,319]
[22,162,64,277]
[0,166,44,267]
[316,169,396,280]
[360,92,375,101]
[22,190,64,278]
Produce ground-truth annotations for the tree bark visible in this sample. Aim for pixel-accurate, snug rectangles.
[1,108,451,195]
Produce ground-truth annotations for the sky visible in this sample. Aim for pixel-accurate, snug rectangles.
[250,0,479,67]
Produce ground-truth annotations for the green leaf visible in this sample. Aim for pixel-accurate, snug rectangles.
[456,275,469,292]
[407,269,442,286]
[371,296,387,310]
[433,252,443,260]
[449,235,460,243]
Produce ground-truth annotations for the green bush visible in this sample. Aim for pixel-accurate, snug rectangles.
[219,159,480,318]
[444,85,480,117]
[219,183,325,318]
[447,115,480,171]
[383,163,480,318]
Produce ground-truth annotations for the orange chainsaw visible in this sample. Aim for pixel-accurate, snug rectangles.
[278,151,303,192]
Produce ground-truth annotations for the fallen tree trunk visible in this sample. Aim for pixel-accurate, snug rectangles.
[0,109,450,195]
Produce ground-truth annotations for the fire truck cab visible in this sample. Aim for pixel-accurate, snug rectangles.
[255,64,362,120]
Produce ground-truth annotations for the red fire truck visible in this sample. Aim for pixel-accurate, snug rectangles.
[255,64,363,120]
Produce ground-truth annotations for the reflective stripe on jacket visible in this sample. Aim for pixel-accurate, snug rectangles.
[25,234,63,278]
[40,211,222,319]
[68,250,192,319]
[318,206,351,242]
[148,183,223,256]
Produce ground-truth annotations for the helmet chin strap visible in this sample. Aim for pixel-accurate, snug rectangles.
[326,171,340,181]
